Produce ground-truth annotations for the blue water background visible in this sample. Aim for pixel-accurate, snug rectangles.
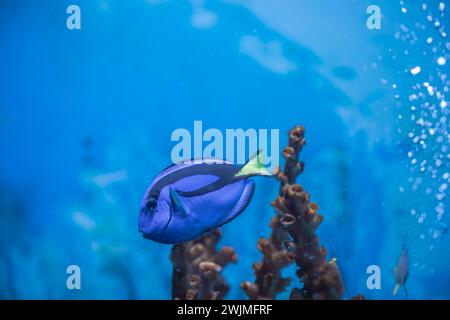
[0,0,449,299]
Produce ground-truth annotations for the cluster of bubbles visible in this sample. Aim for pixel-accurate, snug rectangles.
[392,1,449,240]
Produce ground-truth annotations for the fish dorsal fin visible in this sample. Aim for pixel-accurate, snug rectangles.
[169,187,188,218]
[235,150,272,178]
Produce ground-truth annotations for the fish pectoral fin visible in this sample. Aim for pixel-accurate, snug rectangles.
[235,149,273,178]
[169,187,188,217]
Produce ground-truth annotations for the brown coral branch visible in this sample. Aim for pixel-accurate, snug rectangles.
[242,126,344,300]
[171,228,237,300]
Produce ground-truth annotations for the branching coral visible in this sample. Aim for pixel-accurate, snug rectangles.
[171,228,237,300]
[242,126,344,300]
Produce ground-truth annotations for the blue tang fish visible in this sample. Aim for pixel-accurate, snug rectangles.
[139,153,271,244]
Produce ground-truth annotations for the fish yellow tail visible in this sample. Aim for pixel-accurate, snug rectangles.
[235,150,272,178]
[393,284,400,296]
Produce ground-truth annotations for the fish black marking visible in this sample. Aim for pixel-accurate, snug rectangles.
[147,162,243,200]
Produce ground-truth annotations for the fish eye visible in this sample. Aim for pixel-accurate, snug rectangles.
[145,198,158,214]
